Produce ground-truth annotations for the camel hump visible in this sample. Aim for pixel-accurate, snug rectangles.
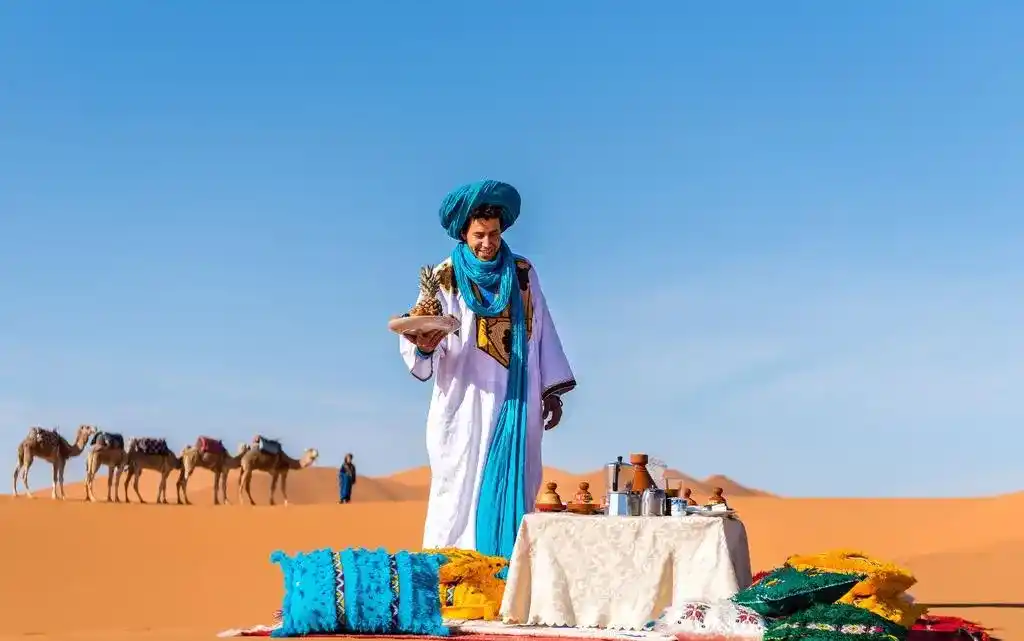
[256,437,282,456]
[130,437,171,456]
[196,436,226,455]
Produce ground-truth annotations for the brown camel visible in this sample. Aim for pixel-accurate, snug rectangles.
[13,424,96,499]
[176,437,247,505]
[237,439,318,506]
[121,437,183,504]
[84,430,127,502]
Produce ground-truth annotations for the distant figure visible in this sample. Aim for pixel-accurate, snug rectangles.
[338,453,356,503]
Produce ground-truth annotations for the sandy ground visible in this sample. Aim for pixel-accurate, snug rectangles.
[1,467,1020,641]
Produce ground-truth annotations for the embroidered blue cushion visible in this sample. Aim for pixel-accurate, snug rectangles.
[395,550,449,636]
[269,547,449,637]
[269,548,340,637]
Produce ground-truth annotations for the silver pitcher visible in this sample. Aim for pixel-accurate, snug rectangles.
[640,487,666,516]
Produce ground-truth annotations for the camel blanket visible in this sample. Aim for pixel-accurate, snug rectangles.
[197,436,227,455]
[130,437,171,456]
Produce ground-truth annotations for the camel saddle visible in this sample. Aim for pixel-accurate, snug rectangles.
[196,436,226,455]
[257,436,282,456]
[91,431,125,449]
[131,437,171,456]
[29,427,61,449]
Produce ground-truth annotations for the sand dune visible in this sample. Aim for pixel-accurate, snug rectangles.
[0,467,1020,640]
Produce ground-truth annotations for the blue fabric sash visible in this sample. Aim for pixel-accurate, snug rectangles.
[450,240,528,563]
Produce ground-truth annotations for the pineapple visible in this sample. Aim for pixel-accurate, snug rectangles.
[409,264,443,317]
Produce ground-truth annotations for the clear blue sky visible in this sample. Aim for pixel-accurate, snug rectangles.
[2,2,1022,497]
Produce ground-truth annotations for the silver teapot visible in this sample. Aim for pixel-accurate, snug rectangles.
[640,486,666,516]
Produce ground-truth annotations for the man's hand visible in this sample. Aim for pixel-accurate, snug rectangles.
[543,395,563,431]
[408,329,446,354]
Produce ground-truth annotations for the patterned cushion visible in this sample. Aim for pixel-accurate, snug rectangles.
[732,566,864,618]
[269,547,448,638]
[764,603,908,640]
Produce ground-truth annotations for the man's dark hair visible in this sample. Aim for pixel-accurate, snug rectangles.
[462,203,504,235]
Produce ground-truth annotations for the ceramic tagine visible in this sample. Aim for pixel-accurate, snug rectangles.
[567,481,600,514]
[705,487,729,512]
[536,482,565,512]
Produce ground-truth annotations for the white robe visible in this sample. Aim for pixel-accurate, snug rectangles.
[399,257,575,551]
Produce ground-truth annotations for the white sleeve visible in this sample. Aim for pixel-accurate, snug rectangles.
[530,266,576,399]
[397,264,454,382]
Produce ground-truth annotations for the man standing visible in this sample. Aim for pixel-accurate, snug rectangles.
[338,453,356,503]
[399,180,575,560]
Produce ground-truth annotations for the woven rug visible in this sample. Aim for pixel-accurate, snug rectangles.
[217,612,680,640]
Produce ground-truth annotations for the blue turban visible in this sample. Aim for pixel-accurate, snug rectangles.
[438,180,521,240]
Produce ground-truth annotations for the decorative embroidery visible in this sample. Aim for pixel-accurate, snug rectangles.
[389,552,400,630]
[473,258,533,369]
[542,378,577,400]
[332,551,346,627]
[681,602,710,625]
[444,585,456,607]
[735,607,762,626]
[436,262,455,294]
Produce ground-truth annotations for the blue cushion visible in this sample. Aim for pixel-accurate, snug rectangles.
[269,547,449,637]
[395,550,449,636]
[269,548,340,637]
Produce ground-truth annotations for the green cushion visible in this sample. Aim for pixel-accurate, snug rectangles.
[763,603,908,640]
[732,566,864,618]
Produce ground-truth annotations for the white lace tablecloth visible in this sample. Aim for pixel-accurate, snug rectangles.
[499,513,752,631]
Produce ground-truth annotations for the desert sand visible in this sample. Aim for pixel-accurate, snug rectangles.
[1,466,1021,641]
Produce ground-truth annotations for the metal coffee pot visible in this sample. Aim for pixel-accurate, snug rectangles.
[604,455,628,493]
[640,486,667,516]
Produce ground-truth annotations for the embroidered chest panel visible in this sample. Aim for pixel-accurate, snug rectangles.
[436,258,534,369]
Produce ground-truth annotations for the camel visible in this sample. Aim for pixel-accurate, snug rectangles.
[121,437,184,504]
[84,430,127,502]
[13,424,96,499]
[237,438,318,506]
[176,437,247,505]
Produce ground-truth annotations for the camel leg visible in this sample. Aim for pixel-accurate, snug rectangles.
[57,459,67,500]
[84,458,94,502]
[158,471,169,504]
[269,472,279,506]
[131,467,145,503]
[21,455,35,498]
[220,469,231,505]
[176,469,190,505]
[280,471,289,506]
[122,466,132,503]
[241,470,256,505]
[107,464,116,502]
[51,461,59,499]
[211,470,221,505]
[12,450,22,497]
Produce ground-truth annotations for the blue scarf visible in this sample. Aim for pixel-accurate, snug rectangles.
[450,239,529,564]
